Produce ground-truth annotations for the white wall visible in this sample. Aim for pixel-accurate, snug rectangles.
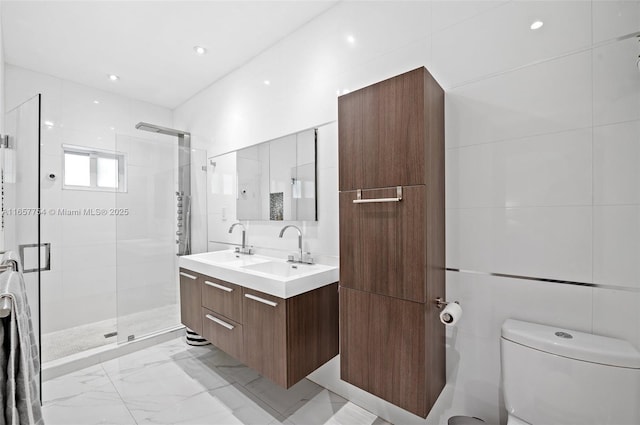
[5,65,174,335]
[174,1,640,424]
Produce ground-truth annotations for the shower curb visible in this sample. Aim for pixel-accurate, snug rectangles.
[42,326,185,381]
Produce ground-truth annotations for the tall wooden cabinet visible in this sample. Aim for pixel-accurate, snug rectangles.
[338,67,445,418]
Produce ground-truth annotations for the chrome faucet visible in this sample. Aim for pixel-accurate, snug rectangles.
[228,222,253,255]
[279,225,312,264]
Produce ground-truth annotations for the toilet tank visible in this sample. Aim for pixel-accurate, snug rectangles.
[501,319,640,425]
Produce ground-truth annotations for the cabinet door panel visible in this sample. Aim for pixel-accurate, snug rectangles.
[363,71,425,188]
[243,288,287,387]
[202,277,242,323]
[340,288,427,417]
[339,186,426,302]
[338,88,364,191]
[201,308,243,361]
[338,68,426,190]
[179,269,202,335]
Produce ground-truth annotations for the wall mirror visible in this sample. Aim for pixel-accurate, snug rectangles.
[208,127,317,221]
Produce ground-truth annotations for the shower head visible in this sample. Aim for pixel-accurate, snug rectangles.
[135,122,190,137]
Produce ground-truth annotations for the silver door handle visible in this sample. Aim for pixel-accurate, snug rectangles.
[244,293,278,307]
[352,186,403,204]
[179,272,196,280]
[18,243,51,273]
[205,280,233,292]
[206,314,234,330]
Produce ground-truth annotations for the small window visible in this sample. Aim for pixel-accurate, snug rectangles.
[63,145,127,192]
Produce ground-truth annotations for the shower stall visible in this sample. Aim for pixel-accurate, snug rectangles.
[2,94,206,375]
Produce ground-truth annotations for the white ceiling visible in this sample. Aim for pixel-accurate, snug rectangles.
[1,1,338,109]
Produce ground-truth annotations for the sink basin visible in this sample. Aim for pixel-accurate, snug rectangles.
[179,249,339,298]
[188,250,269,267]
[241,261,312,277]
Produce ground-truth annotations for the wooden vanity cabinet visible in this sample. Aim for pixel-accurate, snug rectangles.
[338,67,445,418]
[243,284,340,388]
[178,268,339,389]
[179,268,203,335]
[242,288,287,386]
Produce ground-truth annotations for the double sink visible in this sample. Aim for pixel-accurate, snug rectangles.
[178,250,339,299]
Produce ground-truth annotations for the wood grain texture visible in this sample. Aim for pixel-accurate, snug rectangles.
[340,288,427,416]
[338,68,426,191]
[179,268,203,335]
[339,186,425,302]
[339,190,361,293]
[242,288,287,387]
[338,89,364,191]
[423,68,447,404]
[337,67,445,418]
[201,308,244,362]
[201,277,243,323]
[285,282,339,387]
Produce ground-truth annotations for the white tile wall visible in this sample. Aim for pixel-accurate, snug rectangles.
[433,0,591,87]
[594,120,640,205]
[445,51,592,148]
[446,128,592,209]
[592,287,640,349]
[593,37,640,126]
[593,206,640,288]
[592,0,640,43]
[447,206,593,282]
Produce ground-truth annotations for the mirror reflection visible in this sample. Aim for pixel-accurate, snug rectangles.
[209,127,317,222]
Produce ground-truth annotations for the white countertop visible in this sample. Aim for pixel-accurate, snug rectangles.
[178,250,339,299]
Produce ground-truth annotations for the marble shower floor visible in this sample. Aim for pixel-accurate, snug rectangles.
[42,304,179,363]
[42,337,392,425]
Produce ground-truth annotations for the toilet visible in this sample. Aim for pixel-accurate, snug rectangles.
[501,319,640,425]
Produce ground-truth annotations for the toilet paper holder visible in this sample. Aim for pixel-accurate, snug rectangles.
[434,297,460,309]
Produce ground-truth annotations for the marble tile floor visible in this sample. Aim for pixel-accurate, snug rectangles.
[42,336,392,425]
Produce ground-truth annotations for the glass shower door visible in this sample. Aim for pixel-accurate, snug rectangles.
[114,134,179,342]
[3,94,42,387]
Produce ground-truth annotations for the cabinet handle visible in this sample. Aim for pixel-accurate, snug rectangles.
[244,293,278,307]
[205,280,233,292]
[206,314,235,330]
[179,272,197,280]
[352,186,403,204]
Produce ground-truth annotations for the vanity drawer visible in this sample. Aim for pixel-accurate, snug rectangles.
[201,308,243,361]
[201,277,243,322]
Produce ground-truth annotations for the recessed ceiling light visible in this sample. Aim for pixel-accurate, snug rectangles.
[263,80,271,86]
[193,46,207,55]
[108,74,119,81]
[530,20,544,30]
[346,35,356,45]
[44,120,54,127]
[93,100,100,104]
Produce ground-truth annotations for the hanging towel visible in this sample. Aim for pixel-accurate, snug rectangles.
[0,271,43,425]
